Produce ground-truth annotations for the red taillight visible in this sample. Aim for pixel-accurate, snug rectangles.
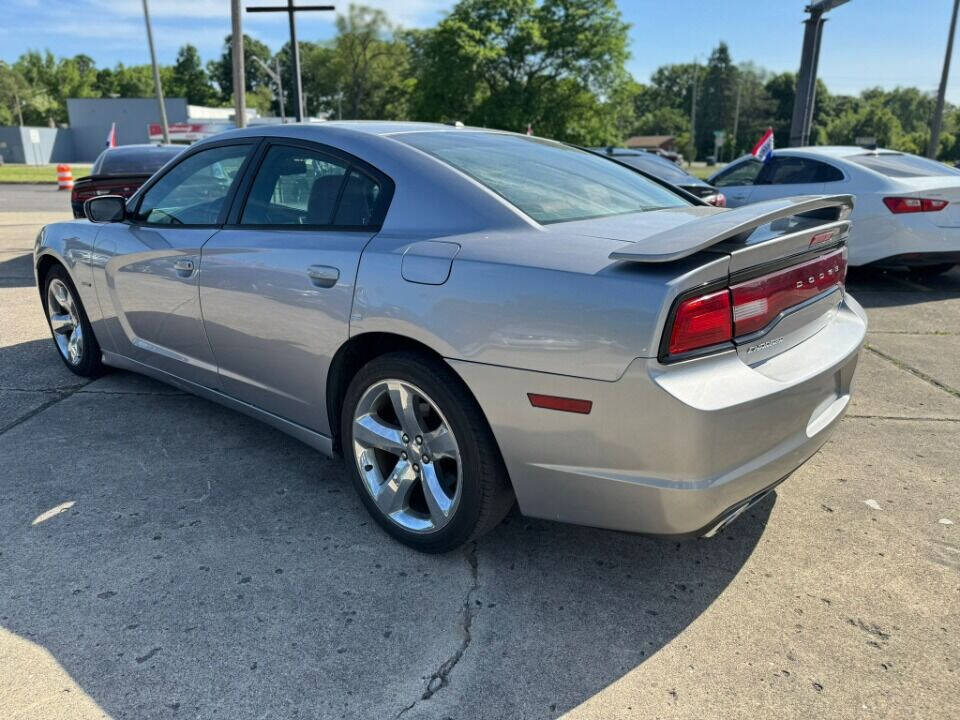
[668,289,733,355]
[883,196,948,214]
[664,248,848,360]
[730,248,846,336]
[527,393,593,414]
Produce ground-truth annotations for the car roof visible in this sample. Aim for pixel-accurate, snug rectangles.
[729,146,899,164]
[105,144,182,154]
[220,121,496,140]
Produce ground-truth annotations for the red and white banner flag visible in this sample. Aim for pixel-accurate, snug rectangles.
[105,122,118,148]
[751,127,774,162]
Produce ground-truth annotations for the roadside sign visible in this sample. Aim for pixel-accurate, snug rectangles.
[28,129,40,144]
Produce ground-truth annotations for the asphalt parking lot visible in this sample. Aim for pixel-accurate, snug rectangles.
[0,183,957,720]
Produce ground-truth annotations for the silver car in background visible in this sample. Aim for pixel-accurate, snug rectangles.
[34,122,866,552]
[711,146,960,276]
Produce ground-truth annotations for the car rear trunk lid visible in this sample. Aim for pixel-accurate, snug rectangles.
[602,194,854,365]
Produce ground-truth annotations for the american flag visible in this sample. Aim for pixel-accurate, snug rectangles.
[751,127,774,162]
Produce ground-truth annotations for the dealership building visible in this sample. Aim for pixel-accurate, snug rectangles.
[0,97,281,164]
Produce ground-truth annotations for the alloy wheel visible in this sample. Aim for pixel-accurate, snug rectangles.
[47,278,84,366]
[351,379,462,533]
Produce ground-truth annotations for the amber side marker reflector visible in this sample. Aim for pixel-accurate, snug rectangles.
[527,393,593,414]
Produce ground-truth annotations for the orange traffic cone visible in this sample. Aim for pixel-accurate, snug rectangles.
[57,164,74,191]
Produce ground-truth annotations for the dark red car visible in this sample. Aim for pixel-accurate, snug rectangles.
[71,144,184,218]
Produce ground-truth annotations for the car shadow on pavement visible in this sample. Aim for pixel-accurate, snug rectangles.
[847,265,960,308]
[0,356,771,719]
[0,251,35,288]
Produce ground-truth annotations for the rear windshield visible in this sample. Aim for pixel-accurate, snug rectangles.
[849,153,960,178]
[398,132,689,224]
[611,153,703,185]
[96,146,183,176]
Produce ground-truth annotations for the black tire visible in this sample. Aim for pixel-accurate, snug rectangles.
[42,264,104,378]
[908,263,955,279]
[341,352,514,553]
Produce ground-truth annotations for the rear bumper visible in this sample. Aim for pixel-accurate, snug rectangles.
[849,213,960,266]
[449,294,867,536]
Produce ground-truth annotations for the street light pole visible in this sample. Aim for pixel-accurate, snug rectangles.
[252,55,286,123]
[231,0,247,128]
[929,0,960,158]
[789,0,851,147]
[141,0,169,143]
[689,61,698,162]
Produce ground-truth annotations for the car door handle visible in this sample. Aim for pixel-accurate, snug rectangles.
[174,259,195,276]
[307,265,340,288]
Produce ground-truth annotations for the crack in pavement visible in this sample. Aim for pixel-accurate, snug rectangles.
[865,344,960,399]
[845,414,960,422]
[0,384,187,397]
[0,380,94,437]
[396,541,480,719]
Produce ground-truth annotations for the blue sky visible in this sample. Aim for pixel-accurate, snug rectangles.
[1,0,957,101]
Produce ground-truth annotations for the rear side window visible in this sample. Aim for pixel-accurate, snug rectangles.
[849,153,960,178]
[240,144,384,227]
[712,159,763,187]
[759,157,844,184]
[398,131,688,224]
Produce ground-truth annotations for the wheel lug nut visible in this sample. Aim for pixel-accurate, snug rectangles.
[402,434,409,443]
[415,436,422,445]
[401,451,408,460]
[413,463,420,473]
[422,455,430,464]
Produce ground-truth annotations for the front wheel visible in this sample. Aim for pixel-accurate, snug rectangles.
[341,352,514,553]
[43,264,103,377]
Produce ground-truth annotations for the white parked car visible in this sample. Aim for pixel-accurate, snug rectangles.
[710,147,960,276]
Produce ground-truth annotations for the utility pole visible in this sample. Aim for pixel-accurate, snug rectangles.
[790,0,850,147]
[689,62,698,162]
[247,1,335,122]
[731,80,742,161]
[141,0,169,143]
[231,0,247,128]
[252,55,285,122]
[929,0,960,158]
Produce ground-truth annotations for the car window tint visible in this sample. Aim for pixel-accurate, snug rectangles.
[333,170,381,226]
[760,157,839,185]
[398,132,688,224]
[135,145,250,225]
[241,145,351,225]
[712,159,763,187]
[849,153,960,178]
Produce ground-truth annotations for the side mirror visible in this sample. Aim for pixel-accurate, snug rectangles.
[84,195,126,223]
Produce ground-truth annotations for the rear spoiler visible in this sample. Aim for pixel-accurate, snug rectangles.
[608,194,854,264]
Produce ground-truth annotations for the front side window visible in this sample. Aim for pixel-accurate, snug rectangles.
[240,145,383,227]
[135,144,250,225]
[712,158,763,187]
[398,132,688,224]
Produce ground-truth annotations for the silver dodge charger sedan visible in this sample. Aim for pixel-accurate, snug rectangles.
[34,122,867,552]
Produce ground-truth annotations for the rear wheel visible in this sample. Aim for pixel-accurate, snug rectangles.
[43,264,103,377]
[341,352,513,553]
[908,263,955,279]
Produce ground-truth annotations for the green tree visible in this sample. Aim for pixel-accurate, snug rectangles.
[408,0,632,145]
[696,42,737,158]
[169,45,217,105]
[207,34,274,103]
[0,62,30,125]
